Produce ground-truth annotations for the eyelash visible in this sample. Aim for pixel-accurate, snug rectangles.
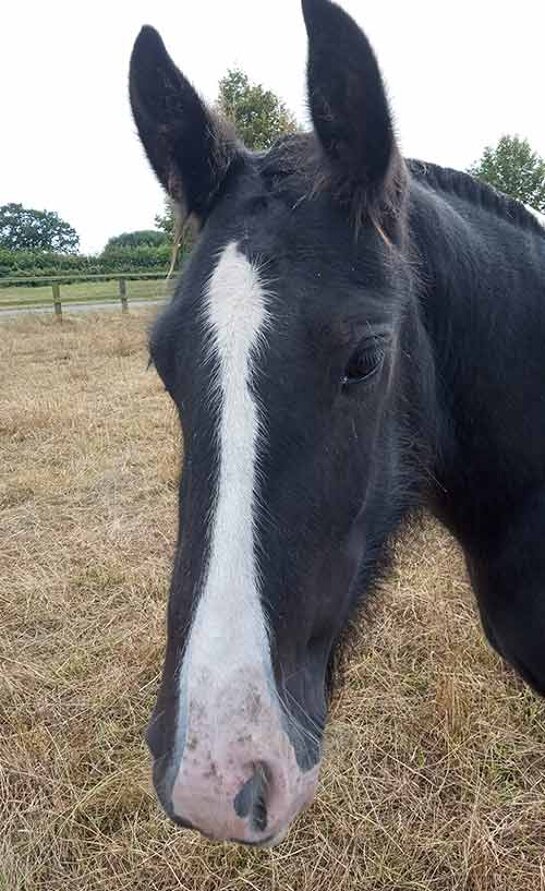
[341,340,386,388]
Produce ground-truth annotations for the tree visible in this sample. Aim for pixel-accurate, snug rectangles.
[468,136,545,212]
[103,230,168,251]
[217,68,298,151]
[0,203,80,253]
[155,199,175,240]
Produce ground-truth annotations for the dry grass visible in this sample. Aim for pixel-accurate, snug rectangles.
[1,312,545,891]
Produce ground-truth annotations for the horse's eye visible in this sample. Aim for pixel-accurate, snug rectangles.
[342,342,385,387]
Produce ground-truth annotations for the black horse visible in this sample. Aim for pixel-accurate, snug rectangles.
[129,0,545,847]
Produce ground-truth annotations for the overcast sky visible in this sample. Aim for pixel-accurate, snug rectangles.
[2,0,544,254]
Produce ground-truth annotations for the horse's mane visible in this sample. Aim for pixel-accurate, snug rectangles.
[407,159,545,238]
[257,136,545,239]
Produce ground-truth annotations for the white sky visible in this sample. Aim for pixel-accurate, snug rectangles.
[2,0,544,254]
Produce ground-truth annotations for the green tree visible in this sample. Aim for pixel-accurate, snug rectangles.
[217,68,298,151]
[0,203,80,253]
[155,199,175,239]
[469,136,545,212]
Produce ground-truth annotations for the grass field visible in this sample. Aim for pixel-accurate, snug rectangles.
[1,312,545,891]
[0,278,171,309]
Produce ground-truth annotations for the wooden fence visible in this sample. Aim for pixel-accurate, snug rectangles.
[0,272,169,319]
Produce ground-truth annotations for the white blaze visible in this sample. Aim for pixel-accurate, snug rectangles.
[170,241,319,841]
[181,240,272,711]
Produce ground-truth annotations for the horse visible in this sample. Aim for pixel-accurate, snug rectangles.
[129,0,545,848]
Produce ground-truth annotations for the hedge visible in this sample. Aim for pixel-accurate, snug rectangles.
[0,243,190,280]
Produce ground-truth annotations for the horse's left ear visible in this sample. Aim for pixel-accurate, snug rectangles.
[302,0,405,227]
[129,26,239,226]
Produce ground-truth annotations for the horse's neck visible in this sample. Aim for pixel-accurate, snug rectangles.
[410,183,545,530]
[410,182,545,329]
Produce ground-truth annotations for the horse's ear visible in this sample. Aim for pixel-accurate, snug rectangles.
[129,26,239,226]
[302,0,405,227]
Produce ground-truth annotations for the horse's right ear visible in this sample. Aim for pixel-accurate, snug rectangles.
[129,26,239,226]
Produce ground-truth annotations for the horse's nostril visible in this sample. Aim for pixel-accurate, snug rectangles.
[252,783,268,833]
[233,763,269,833]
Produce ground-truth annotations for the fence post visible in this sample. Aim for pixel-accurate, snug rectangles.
[118,278,128,313]
[52,282,62,320]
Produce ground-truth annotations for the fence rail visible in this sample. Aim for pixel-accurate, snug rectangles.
[0,271,168,288]
[0,272,171,319]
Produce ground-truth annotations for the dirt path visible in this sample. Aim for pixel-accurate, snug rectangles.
[0,297,164,320]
